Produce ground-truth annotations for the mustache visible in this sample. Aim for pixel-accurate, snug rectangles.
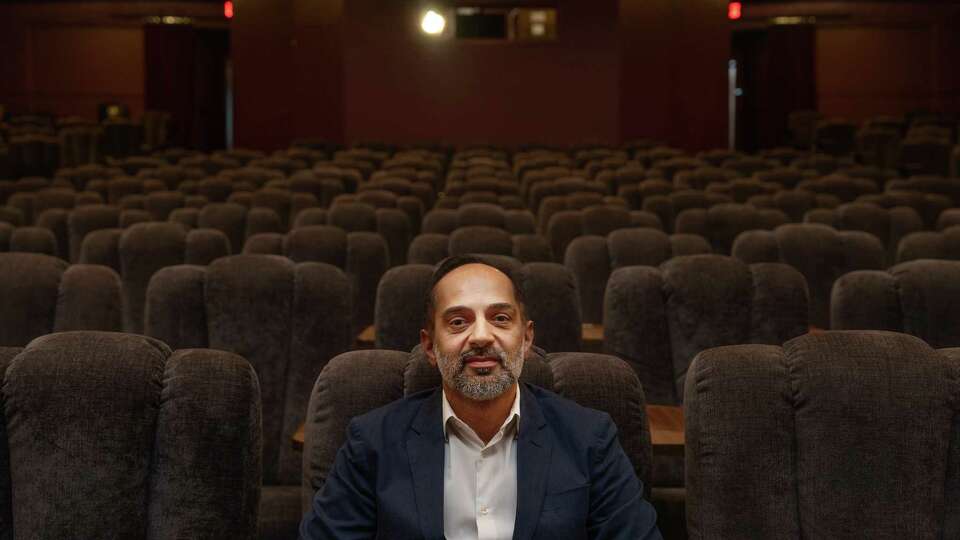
[457,347,507,365]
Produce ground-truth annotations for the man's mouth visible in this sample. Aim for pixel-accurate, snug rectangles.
[464,356,499,369]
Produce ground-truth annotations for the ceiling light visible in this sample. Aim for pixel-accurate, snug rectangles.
[421,9,446,35]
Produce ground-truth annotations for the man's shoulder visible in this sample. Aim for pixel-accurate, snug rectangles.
[347,388,437,439]
[524,383,612,433]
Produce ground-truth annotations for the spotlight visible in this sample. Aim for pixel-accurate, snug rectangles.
[421,9,446,35]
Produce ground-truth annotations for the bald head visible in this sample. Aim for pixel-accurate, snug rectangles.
[424,256,526,335]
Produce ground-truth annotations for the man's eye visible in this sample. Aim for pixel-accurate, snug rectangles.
[449,318,466,327]
[494,314,511,323]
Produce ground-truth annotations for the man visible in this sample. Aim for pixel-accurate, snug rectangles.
[301,256,662,539]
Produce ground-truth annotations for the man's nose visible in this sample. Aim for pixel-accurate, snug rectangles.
[468,318,495,349]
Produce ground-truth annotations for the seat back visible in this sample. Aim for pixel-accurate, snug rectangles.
[0,331,261,538]
[145,255,353,486]
[732,223,886,328]
[604,254,808,404]
[565,229,711,324]
[832,259,960,347]
[685,331,960,539]
[0,253,122,346]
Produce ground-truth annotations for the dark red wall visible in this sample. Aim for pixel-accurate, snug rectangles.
[233,0,731,150]
[341,0,620,146]
[619,0,731,151]
[231,0,343,150]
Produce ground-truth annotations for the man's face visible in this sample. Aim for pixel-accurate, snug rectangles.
[421,263,534,402]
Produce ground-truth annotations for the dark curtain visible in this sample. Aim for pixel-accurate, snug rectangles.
[144,24,196,148]
[733,25,816,152]
[145,25,229,151]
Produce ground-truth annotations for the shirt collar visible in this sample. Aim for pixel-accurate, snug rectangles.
[441,384,521,442]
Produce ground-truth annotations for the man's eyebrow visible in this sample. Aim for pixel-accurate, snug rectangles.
[439,305,469,319]
[486,302,517,312]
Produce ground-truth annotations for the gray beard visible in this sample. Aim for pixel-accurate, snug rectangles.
[434,338,524,401]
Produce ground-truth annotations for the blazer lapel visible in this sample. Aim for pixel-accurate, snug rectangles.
[513,385,552,540]
[407,389,445,540]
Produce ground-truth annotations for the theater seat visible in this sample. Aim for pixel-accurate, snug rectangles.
[732,223,885,328]
[302,347,655,511]
[407,226,553,265]
[685,331,960,539]
[0,252,122,346]
[78,222,231,333]
[604,254,808,405]
[565,228,712,324]
[243,225,389,332]
[896,226,960,264]
[145,254,353,540]
[675,203,788,254]
[804,202,924,265]
[832,259,960,347]
[0,331,261,538]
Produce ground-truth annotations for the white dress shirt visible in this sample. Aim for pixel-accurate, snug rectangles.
[441,386,521,540]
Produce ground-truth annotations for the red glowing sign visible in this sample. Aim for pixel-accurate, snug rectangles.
[728,2,742,20]
[224,0,234,19]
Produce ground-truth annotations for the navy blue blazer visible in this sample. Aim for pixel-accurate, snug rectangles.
[300,383,662,540]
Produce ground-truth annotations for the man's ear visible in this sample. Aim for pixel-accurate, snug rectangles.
[420,328,437,367]
[523,319,534,355]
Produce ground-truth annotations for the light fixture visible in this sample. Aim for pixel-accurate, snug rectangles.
[421,9,446,35]
[224,0,234,19]
[728,2,742,21]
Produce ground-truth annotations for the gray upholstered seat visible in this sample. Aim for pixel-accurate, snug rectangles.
[304,202,412,267]
[79,222,231,333]
[685,331,960,539]
[302,347,654,511]
[198,202,283,254]
[0,252,122,346]
[407,226,554,265]
[145,254,353,540]
[243,225,389,332]
[803,202,924,264]
[0,331,261,539]
[896,226,960,264]
[546,207,662,261]
[675,203,788,254]
[747,189,839,223]
[643,189,733,232]
[856,191,951,229]
[374,260,582,353]
[421,203,535,235]
[565,228,712,324]
[732,223,885,328]
[604,254,808,405]
[796,174,879,203]
[832,259,960,347]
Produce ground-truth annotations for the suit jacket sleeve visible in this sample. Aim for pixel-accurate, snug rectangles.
[587,414,663,540]
[300,419,377,540]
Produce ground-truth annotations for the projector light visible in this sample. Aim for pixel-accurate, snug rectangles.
[421,9,446,35]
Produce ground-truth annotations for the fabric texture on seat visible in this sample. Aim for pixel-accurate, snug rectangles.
[832,259,960,347]
[732,223,885,328]
[0,253,122,346]
[604,254,808,405]
[0,331,261,539]
[685,331,960,539]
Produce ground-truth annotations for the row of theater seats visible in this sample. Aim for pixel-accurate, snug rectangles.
[3,138,960,537]
[4,327,957,538]
[788,110,960,173]
[4,245,960,534]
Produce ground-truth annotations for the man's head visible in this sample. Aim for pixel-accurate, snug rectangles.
[420,256,534,401]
